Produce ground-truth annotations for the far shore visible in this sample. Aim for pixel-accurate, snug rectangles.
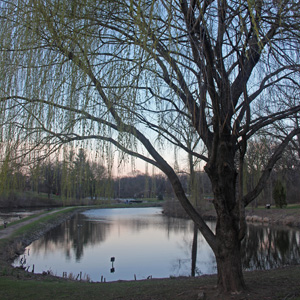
[162,199,300,228]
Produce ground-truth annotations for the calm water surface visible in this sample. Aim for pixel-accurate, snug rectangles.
[13,207,300,282]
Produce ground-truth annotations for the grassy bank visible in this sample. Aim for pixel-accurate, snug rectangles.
[0,207,79,234]
[0,274,212,300]
[0,207,81,267]
[1,265,300,300]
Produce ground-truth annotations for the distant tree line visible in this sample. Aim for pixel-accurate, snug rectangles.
[0,141,299,207]
[113,171,212,201]
[0,148,214,205]
[0,149,109,206]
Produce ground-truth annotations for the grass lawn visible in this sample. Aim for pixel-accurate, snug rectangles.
[1,266,300,300]
[0,275,213,300]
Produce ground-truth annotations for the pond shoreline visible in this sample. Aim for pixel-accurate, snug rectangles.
[0,208,81,266]
[0,204,160,271]
[163,200,300,228]
[3,204,299,267]
[1,205,300,300]
[2,203,300,268]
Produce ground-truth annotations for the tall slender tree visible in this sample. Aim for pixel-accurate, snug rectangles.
[1,0,300,292]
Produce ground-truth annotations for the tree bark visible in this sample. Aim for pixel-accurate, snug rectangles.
[191,222,198,277]
[205,134,246,291]
[214,215,246,292]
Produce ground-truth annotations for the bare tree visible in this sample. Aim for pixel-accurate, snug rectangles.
[1,0,300,292]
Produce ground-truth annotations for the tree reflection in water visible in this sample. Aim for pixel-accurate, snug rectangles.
[242,224,300,270]
[13,208,300,281]
[31,213,111,261]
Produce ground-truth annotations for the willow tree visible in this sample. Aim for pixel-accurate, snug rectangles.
[1,0,300,293]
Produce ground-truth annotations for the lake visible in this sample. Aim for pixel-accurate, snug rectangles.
[13,207,300,282]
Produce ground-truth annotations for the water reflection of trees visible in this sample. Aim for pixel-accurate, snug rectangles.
[242,225,300,270]
[169,220,216,277]
[31,210,300,273]
[32,211,210,262]
[32,214,111,261]
[171,222,300,276]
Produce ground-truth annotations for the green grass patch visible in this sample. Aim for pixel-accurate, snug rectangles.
[9,207,79,238]
[286,203,300,209]
[249,203,300,210]
[1,267,300,300]
[0,275,208,300]
[0,212,45,230]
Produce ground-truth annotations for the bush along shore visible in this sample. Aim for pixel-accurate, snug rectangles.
[163,199,300,228]
[245,208,300,227]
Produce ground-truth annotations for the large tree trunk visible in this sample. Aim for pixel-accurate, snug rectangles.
[165,133,247,292]
[205,136,246,292]
[214,215,245,292]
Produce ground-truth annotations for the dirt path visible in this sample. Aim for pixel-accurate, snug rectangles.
[0,208,71,240]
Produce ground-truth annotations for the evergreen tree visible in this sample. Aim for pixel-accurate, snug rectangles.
[273,180,287,208]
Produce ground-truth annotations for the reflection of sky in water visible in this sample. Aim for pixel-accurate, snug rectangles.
[13,207,216,281]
